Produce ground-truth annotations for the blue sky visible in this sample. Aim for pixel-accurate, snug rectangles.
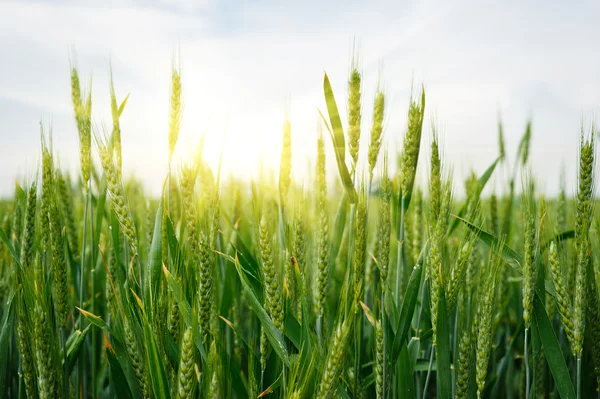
[0,0,598,196]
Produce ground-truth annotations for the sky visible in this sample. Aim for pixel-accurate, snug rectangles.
[0,0,599,197]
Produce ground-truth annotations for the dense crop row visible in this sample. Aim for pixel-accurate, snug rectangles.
[0,60,596,398]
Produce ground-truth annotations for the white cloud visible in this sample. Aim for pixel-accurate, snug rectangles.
[0,0,598,196]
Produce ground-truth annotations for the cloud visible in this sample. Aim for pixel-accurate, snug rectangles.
[0,0,598,196]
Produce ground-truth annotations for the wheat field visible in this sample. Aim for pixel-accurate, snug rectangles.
[0,59,596,399]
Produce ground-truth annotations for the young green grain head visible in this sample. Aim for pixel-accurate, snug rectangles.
[290,195,306,319]
[521,178,537,327]
[11,195,22,249]
[411,187,423,264]
[490,193,498,236]
[368,89,385,181]
[49,199,68,323]
[573,134,594,355]
[475,251,502,397]
[70,67,92,194]
[97,134,138,258]
[353,187,367,312]
[520,121,532,166]
[176,327,196,398]
[168,65,182,163]
[429,134,442,224]
[558,168,567,232]
[549,241,575,354]
[197,231,214,342]
[56,170,79,258]
[317,317,352,399]
[16,300,37,398]
[105,234,120,308]
[168,297,181,349]
[347,66,362,170]
[207,340,223,398]
[258,212,284,372]
[498,119,505,162]
[455,326,472,399]
[33,259,60,399]
[259,214,283,330]
[315,134,330,319]
[123,317,149,398]
[376,167,392,288]
[585,259,600,379]
[20,183,37,272]
[399,87,425,199]
[375,320,385,399]
[40,145,54,252]
[447,235,477,310]
[293,194,306,276]
[181,162,199,259]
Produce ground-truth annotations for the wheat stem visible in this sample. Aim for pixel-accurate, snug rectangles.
[395,196,405,306]
[525,327,530,399]
[577,355,582,399]
[423,347,435,396]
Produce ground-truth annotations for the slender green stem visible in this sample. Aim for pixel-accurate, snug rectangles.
[345,204,357,317]
[78,189,89,399]
[525,327,530,399]
[413,283,428,397]
[365,179,373,309]
[283,362,287,399]
[61,325,68,399]
[416,370,423,399]
[382,289,387,399]
[90,189,96,397]
[79,190,89,326]
[505,320,512,399]
[317,316,323,348]
[168,158,172,213]
[423,347,435,396]
[416,279,428,339]
[577,355,582,399]
[452,297,459,396]
[391,195,405,398]
[277,199,287,399]
[277,198,286,249]
[354,311,362,398]
[343,202,357,396]
[395,197,405,304]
